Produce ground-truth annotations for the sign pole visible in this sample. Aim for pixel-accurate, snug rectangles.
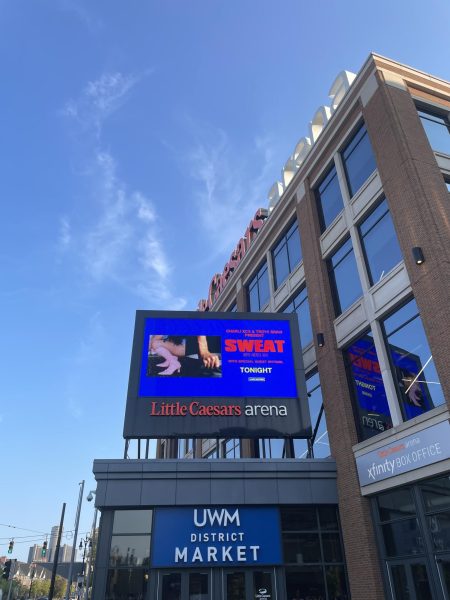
[49,502,66,600]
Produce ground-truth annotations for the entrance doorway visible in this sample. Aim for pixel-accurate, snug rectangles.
[223,568,275,599]
[156,568,277,600]
[387,560,433,599]
[157,570,211,600]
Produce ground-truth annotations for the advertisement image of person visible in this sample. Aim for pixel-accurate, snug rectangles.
[150,335,221,375]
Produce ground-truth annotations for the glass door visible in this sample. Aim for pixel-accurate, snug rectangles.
[436,554,450,599]
[223,569,275,600]
[387,560,433,600]
[157,571,211,600]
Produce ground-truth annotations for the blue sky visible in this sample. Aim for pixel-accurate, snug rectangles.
[1,0,449,561]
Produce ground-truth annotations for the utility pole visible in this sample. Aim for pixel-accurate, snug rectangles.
[65,481,85,600]
[6,560,17,600]
[49,502,66,600]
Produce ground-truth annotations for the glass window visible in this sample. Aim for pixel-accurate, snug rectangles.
[341,122,377,197]
[109,535,150,567]
[294,371,329,459]
[222,438,240,458]
[112,510,152,535]
[328,237,363,315]
[446,179,450,192]
[281,507,318,532]
[228,302,237,312]
[258,438,286,459]
[272,221,302,288]
[315,164,345,230]
[247,262,270,311]
[418,108,450,155]
[382,298,444,421]
[283,287,313,348]
[345,331,392,441]
[319,506,339,531]
[189,573,208,600]
[322,533,343,562]
[162,573,181,600]
[420,475,450,512]
[359,198,403,285]
[377,488,416,522]
[325,565,349,599]
[106,568,148,600]
[283,533,322,563]
[285,567,326,600]
[429,511,450,552]
[382,519,424,557]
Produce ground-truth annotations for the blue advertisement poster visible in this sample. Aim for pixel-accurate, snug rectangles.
[139,316,298,399]
[151,506,282,567]
[347,336,392,435]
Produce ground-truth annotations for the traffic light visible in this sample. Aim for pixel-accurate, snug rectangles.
[7,540,14,554]
[41,540,47,557]
[1,560,12,580]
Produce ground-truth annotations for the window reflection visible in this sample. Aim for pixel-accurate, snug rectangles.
[328,237,363,315]
[294,372,329,459]
[359,198,402,285]
[272,221,302,288]
[283,287,313,348]
[382,299,444,421]
[418,108,450,155]
[315,164,344,231]
[109,535,150,567]
[345,331,392,441]
[247,262,270,311]
[341,123,377,197]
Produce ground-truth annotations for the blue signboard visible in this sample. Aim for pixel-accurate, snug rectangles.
[139,317,297,398]
[356,420,450,487]
[151,506,283,567]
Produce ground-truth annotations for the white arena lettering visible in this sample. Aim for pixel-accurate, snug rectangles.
[245,405,287,416]
[174,545,260,563]
[194,508,240,528]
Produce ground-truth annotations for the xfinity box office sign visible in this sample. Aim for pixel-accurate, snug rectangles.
[124,310,311,438]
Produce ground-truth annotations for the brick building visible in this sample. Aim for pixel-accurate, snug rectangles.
[91,54,450,599]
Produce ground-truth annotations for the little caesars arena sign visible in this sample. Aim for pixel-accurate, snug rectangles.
[123,310,310,439]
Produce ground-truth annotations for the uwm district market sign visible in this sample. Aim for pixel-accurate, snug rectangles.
[123,310,310,438]
[151,506,282,567]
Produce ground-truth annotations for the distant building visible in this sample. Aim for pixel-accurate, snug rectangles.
[27,544,46,563]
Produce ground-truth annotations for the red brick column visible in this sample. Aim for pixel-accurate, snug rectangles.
[363,75,450,407]
[297,188,385,599]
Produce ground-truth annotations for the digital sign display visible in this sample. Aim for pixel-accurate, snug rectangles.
[124,310,310,439]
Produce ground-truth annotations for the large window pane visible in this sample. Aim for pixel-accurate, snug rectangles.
[325,565,349,599]
[247,262,270,311]
[359,198,402,285]
[189,573,208,600]
[429,511,450,551]
[285,567,326,600]
[273,222,302,288]
[295,371,329,459]
[418,108,450,155]
[382,299,444,421]
[377,488,416,522]
[328,237,363,315]
[109,535,150,567]
[283,287,313,348]
[420,475,450,512]
[283,533,321,563]
[113,510,152,534]
[382,519,424,557]
[106,568,148,600]
[315,164,344,230]
[342,123,377,197]
[281,507,318,532]
[345,332,392,440]
[162,573,181,600]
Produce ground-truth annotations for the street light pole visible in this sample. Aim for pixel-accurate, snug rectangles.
[66,480,85,600]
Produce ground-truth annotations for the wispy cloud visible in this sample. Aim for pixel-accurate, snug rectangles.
[58,216,71,249]
[60,72,185,310]
[184,121,277,260]
[61,71,141,138]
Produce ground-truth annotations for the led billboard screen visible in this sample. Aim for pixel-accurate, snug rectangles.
[124,310,310,439]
